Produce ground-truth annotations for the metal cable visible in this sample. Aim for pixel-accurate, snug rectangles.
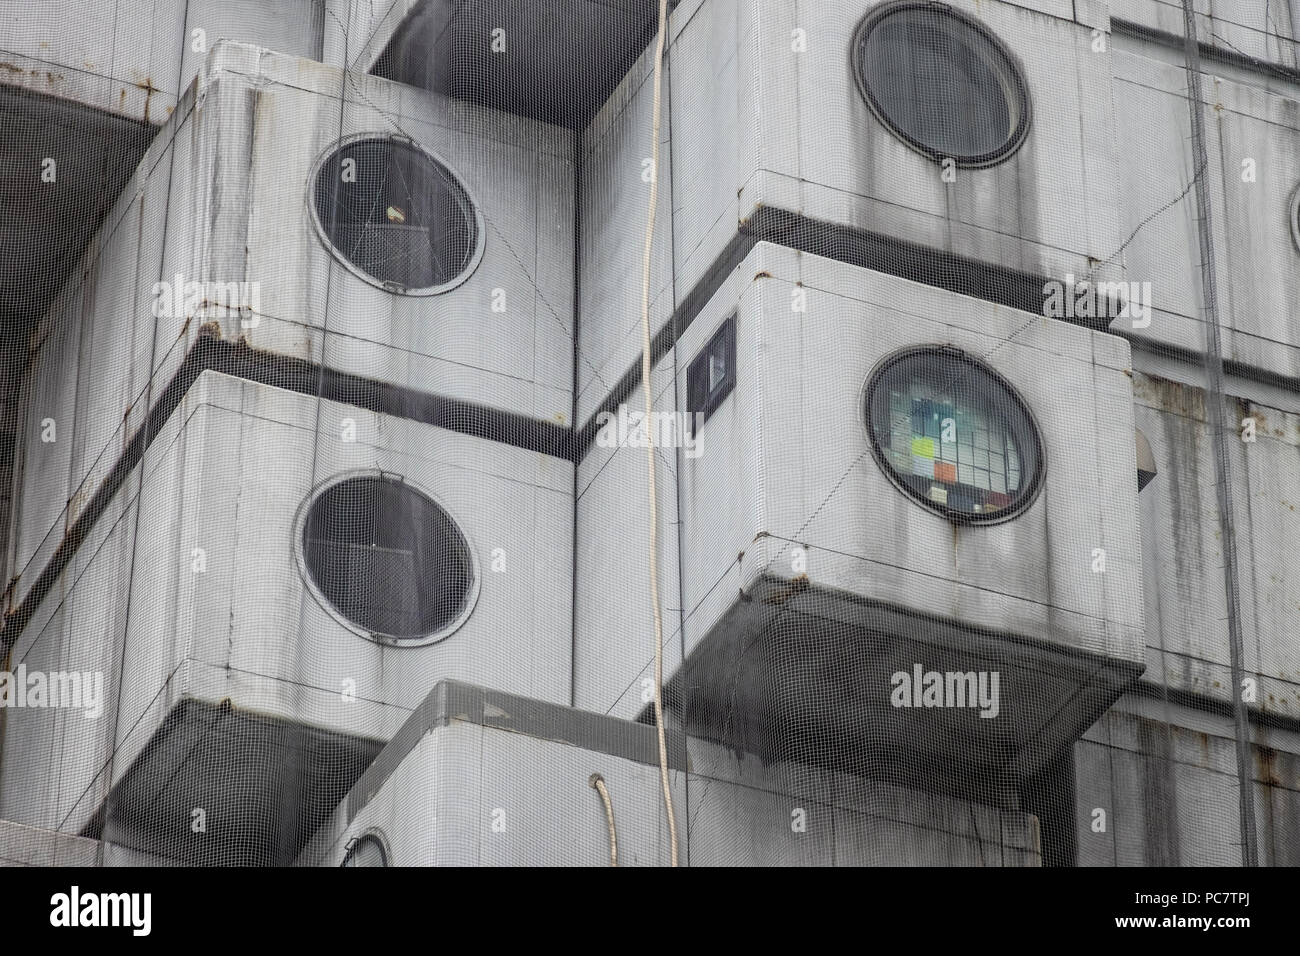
[1179,0,1259,867]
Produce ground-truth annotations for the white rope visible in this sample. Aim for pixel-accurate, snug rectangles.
[589,773,618,867]
[640,0,680,867]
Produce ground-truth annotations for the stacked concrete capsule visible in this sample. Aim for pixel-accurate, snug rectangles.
[0,37,576,865]
[3,0,1300,868]
[572,0,1147,831]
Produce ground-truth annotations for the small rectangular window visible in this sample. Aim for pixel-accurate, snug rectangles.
[687,315,737,436]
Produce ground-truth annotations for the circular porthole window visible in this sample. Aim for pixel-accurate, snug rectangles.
[310,135,483,294]
[852,2,1031,167]
[1288,183,1300,252]
[295,471,478,646]
[341,832,389,867]
[864,347,1044,523]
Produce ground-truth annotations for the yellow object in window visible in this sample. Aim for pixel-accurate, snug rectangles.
[911,436,935,459]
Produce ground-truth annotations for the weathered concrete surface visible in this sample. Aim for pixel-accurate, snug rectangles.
[0,817,99,866]
[359,0,681,128]
[1132,371,1300,719]
[0,0,324,583]
[5,41,576,614]
[1075,695,1300,866]
[1111,33,1300,384]
[0,89,153,577]
[576,0,1129,437]
[1110,0,1300,73]
[0,370,573,844]
[295,680,1039,866]
[575,242,1146,797]
[0,0,326,124]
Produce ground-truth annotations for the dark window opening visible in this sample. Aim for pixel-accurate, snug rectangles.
[313,137,480,291]
[687,315,737,436]
[853,2,1031,167]
[301,474,475,643]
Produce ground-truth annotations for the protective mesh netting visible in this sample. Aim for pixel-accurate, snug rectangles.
[0,0,1297,868]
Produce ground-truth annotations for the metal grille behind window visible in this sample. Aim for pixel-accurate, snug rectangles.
[313,137,479,291]
[301,474,475,643]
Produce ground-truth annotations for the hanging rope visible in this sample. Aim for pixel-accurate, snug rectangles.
[639,0,680,867]
[589,773,618,867]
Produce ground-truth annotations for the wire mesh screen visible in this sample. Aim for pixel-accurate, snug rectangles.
[0,0,1296,870]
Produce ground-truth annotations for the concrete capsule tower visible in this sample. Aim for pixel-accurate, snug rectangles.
[0,0,1297,869]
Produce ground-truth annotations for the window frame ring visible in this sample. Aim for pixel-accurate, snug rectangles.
[850,0,1034,169]
[291,467,482,648]
[860,344,1046,526]
[305,131,487,297]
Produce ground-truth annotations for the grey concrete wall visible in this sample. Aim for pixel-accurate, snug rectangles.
[7,41,577,608]
[576,0,1129,439]
[675,243,1142,658]
[577,41,675,427]
[1111,34,1300,384]
[234,46,575,422]
[0,0,326,125]
[1132,371,1300,719]
[1075,696,1300,866]
[575,243,1145,755]
[687,738,1040,866]
[0,449,138,832]
[4,0,1300,868]
[303,719,685,866]
[665,0,1127,314]
[6,67,192,611]
[297,684,1039,866]
[337,0,441,75]
[0,818,99,866]
[2,370,574,835]
[1109,0,1300,72]
[572,368,683,720]
[351,0,679,128]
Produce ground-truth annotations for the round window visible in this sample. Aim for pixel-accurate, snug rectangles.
[864,347,1044,523]
[341,833,389,867]
[1288,183,1300,253]
[852,2,1031,167]
[311,136,483,293]
[297,472,478,645]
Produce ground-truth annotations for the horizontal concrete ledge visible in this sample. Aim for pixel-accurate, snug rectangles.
[87,696,384,865]
[1127,677,1300,736]
[656,571,1146,800]
[345,680,689,825]
[1111,18,1300,87]
[574,206,1300,461]
[0,817,100,866]
[0,48,175,125]
[0,330,574,650]
[572,206,1112,459]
